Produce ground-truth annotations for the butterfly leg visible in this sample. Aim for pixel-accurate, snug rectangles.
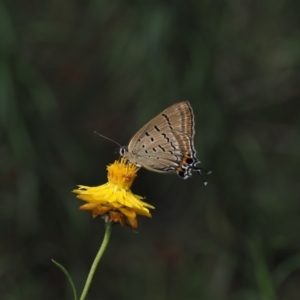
[134,164,141,173]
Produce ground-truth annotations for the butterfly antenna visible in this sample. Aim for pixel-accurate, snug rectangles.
[94,131,121,147]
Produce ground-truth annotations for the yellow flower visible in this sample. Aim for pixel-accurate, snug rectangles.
[73,158,154,229]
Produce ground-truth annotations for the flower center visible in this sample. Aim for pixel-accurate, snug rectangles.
[107,159,138,189]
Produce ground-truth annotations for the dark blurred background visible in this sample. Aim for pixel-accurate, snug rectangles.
[1,1,300,299]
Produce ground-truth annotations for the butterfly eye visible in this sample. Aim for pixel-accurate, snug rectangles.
[119,146,126,156]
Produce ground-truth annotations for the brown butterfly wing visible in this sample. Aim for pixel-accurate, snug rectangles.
[127,101,198,173]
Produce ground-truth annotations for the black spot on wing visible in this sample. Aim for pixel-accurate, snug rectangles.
[177,170,185,178]
[170,142,176,150]
[186,158,193,164]
[161,133,170,142]
[158,145,166,152]
[162,113,173,130]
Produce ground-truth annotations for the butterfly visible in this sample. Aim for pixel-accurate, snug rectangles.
[119,101,210,184]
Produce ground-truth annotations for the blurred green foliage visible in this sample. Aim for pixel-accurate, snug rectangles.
[1,0,300,299]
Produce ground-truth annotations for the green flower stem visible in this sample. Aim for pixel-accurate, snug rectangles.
[79,222,112,300]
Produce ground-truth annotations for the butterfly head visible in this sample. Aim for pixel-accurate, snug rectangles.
[119,146,135,162]
[119,146,142,169]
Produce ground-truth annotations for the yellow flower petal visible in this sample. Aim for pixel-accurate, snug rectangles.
[119,208,136,219]
[73,158,154,228]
